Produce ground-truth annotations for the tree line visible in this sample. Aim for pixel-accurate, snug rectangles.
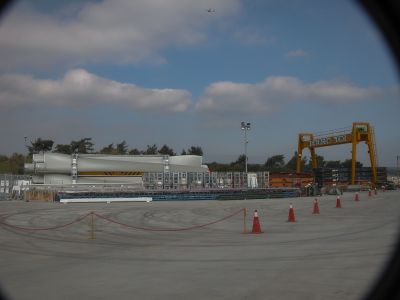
[0,138,203,174]
[26,138,203,156]
[207,154,363,172]
[0,137,363,175]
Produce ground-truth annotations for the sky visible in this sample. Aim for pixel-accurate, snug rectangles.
[0,0,399,166]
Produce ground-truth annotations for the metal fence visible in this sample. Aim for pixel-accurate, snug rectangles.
[142,171,270,190]
[2,172,270,201]
[0,174,31,200]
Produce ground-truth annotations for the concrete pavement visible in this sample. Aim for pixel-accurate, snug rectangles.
[1,191,399,299]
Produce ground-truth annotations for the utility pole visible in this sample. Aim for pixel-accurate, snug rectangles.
[23,136,27,174]
[397,155,400,187]
[241,122,251,173]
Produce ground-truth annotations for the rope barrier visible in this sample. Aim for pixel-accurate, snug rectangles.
[0,212,92,231]
[92,209,244,232]
[0,209,244,232]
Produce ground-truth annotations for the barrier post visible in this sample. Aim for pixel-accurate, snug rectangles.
[243,208,247,233]
[89,212,96,240]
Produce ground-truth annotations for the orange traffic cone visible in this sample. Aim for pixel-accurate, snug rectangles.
[288,203,296,222]
[251,210,262,234]
[368,189,372,197]
[335,196,342,208]
[312,199,320,214]
[354,192,360,201]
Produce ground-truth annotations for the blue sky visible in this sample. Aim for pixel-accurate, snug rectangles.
[0,0,399,166]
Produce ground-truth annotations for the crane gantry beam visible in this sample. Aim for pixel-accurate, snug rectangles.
[296,122,378,187]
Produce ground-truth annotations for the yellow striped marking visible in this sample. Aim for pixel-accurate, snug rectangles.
[79,171,144,177]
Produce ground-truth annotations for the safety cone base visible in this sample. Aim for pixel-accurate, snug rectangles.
[248,231,263,234]
[335,197,342,208]
[246,210,263,234]
[288,206,296,222]
[312,200,320,214]
[251,216,262,234]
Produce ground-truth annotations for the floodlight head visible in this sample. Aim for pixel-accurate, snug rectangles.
[241,121,251,130]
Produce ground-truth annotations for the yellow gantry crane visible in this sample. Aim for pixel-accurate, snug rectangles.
[296,122,378,187]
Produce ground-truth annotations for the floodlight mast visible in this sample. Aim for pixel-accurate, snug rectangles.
[241,122,251,174]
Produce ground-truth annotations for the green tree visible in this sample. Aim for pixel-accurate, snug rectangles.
[230,154,246,171]
[8,153,25,174]
[285,152,307,172]
[316,155,326,169]
[341,159,363,169]
[181,149,187,155]
[143,144,158,155]
[53,144,72,154]
[159,144,175,156]
[264,155,285,172]
[28,138,54,155]
[235,154,246,164]
[0,155,9,173]
[304,154,326,170]
[70,138,94,154]
[207,161,229,172]
[248,163,263,172]
[325,160,341,169]
[116,140,128,154]
[128,148,141,155]
[99,143,116,154]
[187,145,203,156]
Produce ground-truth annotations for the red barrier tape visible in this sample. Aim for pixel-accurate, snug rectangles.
[0,212,92,231]
[93,209,244,232]
[0,209,244,232]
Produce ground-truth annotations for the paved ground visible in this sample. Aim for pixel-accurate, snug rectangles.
[0,190,399,300]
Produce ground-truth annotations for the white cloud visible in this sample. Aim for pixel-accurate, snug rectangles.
[233,27,269,45]
[0,0,240,69]
[0,69,191,113]
[308,80,373,100]
[286,49,307,57]
[195,76,382,115]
